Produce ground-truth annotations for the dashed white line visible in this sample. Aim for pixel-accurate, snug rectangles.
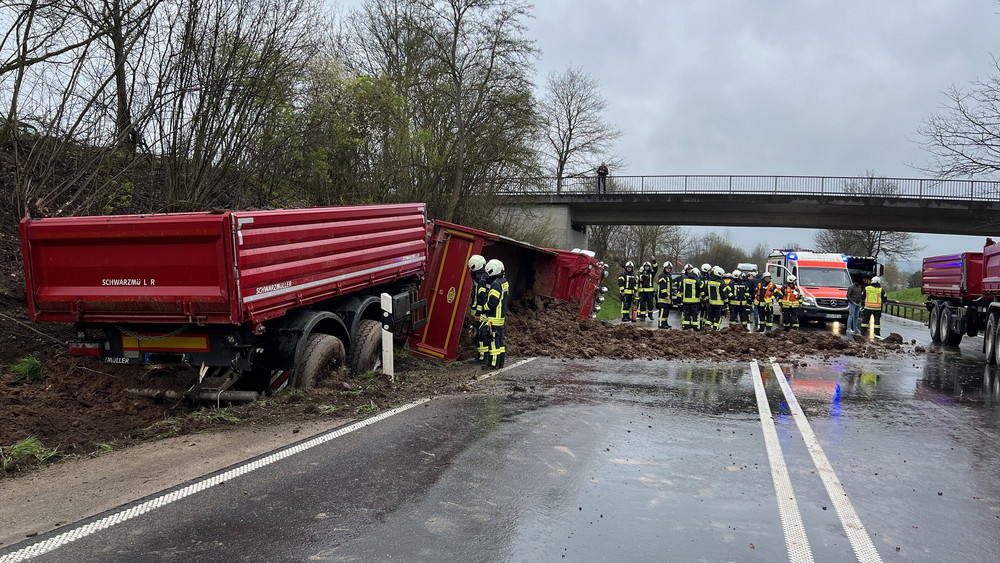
[0,399,430,563]
[769,360,884,563]
[750,360,816,563]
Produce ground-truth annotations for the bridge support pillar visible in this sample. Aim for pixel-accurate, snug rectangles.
[501,203,588,251]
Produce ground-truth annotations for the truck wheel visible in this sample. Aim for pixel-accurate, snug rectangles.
[348,319,383,375]
[296,333,346,389]
[929,303,942,343]
[986,314,998,365]
[940,307,963,346]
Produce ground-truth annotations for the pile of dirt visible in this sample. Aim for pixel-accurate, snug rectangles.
[506,295,906,362]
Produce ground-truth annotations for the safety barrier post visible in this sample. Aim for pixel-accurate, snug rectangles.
[380,293,394,380]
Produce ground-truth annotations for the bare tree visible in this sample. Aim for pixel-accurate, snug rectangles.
[539,65,622,193]
[813,172,923,261]
[918,57,1000,179]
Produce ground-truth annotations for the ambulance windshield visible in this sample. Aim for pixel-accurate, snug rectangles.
[798,267,851,288]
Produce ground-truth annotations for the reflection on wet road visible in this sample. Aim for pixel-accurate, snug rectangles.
[5,315,1000,562]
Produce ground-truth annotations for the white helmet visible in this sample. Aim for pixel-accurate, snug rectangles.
[732,270,742,278]
[485,259,504,277]
[468,255,486,272]
[722,270,732,279]
[787,274,797,283]
[663,262,673,270]
[871,276,881,284]
[701,263,711,273]
[642,261,651,269]
[762,271,771,279]
[712,266,725,277]
[625,261,634,269]
[684,263,695,272]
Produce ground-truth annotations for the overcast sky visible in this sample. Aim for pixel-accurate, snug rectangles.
[527,0,1000,265]
[338,0,1000,265]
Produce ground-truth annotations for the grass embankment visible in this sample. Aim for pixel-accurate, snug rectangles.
[886,287,928,323]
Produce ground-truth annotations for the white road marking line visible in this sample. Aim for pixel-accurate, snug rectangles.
[476,357,536,380]
[750,360,816,563]
[0,399,430,563]
[769,360,884,563]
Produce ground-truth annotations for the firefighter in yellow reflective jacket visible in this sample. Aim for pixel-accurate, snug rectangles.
[483,259,510,370]
[774,275,802,330]
[860,276,888,337]
[681,264,702,330]
[753,272,777,332]
[707,266,726,330]
[729,270,750,329]
[637,258,658,321]
[467,254,490,362]
[699,263,712,329]
[655,263,674,329]
[618,261,638,322]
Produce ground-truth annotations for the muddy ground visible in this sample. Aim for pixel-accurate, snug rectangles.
[1,233,913,478]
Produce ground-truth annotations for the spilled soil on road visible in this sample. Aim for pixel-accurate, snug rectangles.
[1,264,910,477]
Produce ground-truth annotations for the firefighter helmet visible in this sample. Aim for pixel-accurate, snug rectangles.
[485,259,504,277]
[663,262,673,270]
[871,276,881,285]
[468,255,486,272]
[625,261,634,269]
[787,274,797,283]
[732,270,742,278]
[712,266,725,277]
[722,270,732,279]
[642,261,651,269]
[762,271,771,279]
[701,263,711,273]
[684,263,694,272]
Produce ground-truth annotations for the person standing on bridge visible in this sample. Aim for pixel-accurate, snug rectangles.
[860,276,888,337]
[637,258,658,321]
[618,261,638,322]
[596,162,609,194]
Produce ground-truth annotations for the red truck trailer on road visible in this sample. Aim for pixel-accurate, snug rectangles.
[922,238,1000,362]
[20,204,428,399]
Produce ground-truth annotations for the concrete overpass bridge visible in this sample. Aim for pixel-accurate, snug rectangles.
[500,175,1000,249]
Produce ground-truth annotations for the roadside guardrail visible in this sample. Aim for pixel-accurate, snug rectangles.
[884,301,929,324]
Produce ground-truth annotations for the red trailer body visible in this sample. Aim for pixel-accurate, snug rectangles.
[921,252,984,300]
[410,222,607,360]
[20,204,427,327]
[545,250,605,320]
[921,238,1000,355]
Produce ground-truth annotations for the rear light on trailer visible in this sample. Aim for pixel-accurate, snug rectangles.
[68,342,103,356]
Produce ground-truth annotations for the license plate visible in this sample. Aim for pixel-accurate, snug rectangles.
[824,314,840,319]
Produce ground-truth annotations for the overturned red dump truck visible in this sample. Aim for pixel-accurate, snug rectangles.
[20,204,428,400]
[20,207,607,397]
[922,237,1000,363]
[410,221,607,361]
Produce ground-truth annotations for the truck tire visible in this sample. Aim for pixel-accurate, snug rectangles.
[940,306,963,346]
[986,313,998,365]
[347,319,383,375]
[929,302,942,343]
[296,333,346,389]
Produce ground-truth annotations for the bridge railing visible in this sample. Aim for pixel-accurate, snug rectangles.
[499,175,1000,202]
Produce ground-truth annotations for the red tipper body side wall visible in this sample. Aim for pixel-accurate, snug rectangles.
[20,204,427,325]
[546,250,603,319]
[982,243,1000,296]
[922,252,984,300]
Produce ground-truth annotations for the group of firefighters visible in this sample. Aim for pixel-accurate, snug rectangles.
[466,254,511,370]
[617,258,889,334]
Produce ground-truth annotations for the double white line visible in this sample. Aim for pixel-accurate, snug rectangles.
[751,359,883,563]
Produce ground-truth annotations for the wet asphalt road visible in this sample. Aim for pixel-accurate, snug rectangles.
[4,314,1000,562]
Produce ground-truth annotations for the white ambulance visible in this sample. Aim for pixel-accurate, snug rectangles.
[766,249,851,323]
